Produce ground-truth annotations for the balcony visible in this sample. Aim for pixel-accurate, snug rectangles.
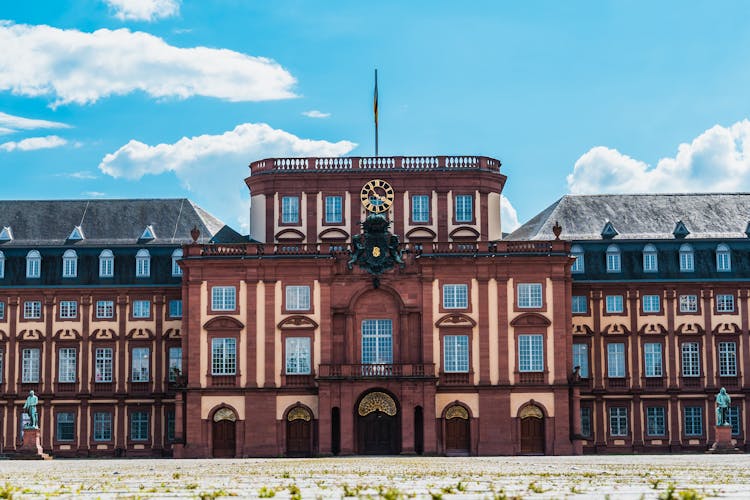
[55,382,77,393]
[605,377,629,390]
[517,372,546,385]
[20,382,40,394]
[317,363,435,379]
[716,374,741,389]
[440,372,472,385]
[129,381,151,393]
[642,376,665,390]
[680,376,703,389]
[210,374,238,387]
[92,381,116,394]
[283,374,315,387]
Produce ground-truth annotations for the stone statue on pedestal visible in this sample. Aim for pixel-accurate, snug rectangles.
[715,387,731,426]
[23,390,39,429]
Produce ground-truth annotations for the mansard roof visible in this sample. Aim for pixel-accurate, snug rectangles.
[508,193,750,241]
[0,198,245,247]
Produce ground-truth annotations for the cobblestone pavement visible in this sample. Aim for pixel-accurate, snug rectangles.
[1,455,749,498]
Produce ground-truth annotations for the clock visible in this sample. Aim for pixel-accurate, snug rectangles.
[360,179,395,214]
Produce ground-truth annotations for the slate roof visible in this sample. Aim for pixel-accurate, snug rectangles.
[0,199,245,247]
[507,193,750,241]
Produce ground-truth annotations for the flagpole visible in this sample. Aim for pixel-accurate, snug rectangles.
[374,68,379,157]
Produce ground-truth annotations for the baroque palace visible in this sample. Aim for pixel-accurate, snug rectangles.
[0,156,747,457]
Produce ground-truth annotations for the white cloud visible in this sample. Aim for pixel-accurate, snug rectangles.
[0,111,69,131]
[501,195,520,233]
[59,171,98,180]
[0,135,66,152]
[0,21,296,107]
[83,191,107,197]
[0,127,13,135]
[302,110,331,119]
[103,0,179,21]
[99,122,357,231]
[568,120,750,194]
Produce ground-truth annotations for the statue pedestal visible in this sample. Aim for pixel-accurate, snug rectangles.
[708,425,740,454]
[16,428,51,460]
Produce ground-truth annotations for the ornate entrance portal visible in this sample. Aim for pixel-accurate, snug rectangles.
[286,407,313,457]
[356,391,400,454]
[212,408,237,458]
[519,405,545,454]
[444,405,470,455]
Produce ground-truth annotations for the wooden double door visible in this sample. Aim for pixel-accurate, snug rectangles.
[520,416,545,454]
[286,419,312,457]
[358,411,400,454]
[212,419,236,458]
[445,417,470,455]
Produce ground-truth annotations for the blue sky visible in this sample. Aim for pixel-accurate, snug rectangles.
[2,1,750,233]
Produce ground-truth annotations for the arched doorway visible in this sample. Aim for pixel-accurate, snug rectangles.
[286,406,313,457]
[444,405,470,455]
[212,407,237,458]
[356,391,400,454]
[519,404,545,454]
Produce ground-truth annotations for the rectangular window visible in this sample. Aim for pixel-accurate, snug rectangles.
[0,301,5,320]
[454,194,473,222]
[518,334,544,372]
[132,300,151,319]
[286,285,310,311]
[59,300,78,319]
[443,284,468,309]
[717,251,731,272]
[680,251,694,272]
[58,347,77,383]
[679,295,698,313]
[646,407,666,436]
[166,410,175,442]
[644,343,663,377]
[22,348,40,383]
[572,343,589,378]
[95,347,113,382]
[718,342,737,377]
[211,338,237,375]
[56,412,75,441]
[27,257,40,278]
[96,300,114,319]
[285,337,311,375]
[609,407,628,436]
[24,300,42,319]
[580,407,592,437]
[605,295,623,313]
[211,286,236,311]
[684,406,703,436]
[136,256,150,277]
[171,255,182,277]
[411,195,430,223]
[130,411,149,441]
[571,253,584,273]
[63,258,77,278]
[643,252,658,272]
[131,347,150,382]
[325,196,343,224]
[607,343,625,378]
[606,253,621,272]
[572,295,587,314]
[100,255,113,277]
[716,294,735,313]
[517,283,543,308]
[281,196,299,224]
[361,319,393,364]
[444,335,469,373]
[728,406,741,437]
[93,412,112,441]
[681,342,700,377]
[168,299,182,318]
[168,347,182,381]
[642,295,660,313]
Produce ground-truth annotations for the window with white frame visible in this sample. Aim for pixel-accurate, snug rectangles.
[281,196,299,224]
[171,248,183,276]
[572,343,589,378]
[286,285,310,311]
[605,295,624,313]
[444,335,469,373]
[718,341,737,376]
[24,300,41,319]
[59,300,78,319]
[95,347,113,382]
[22,348,40,383]
[58,347,77,383]
[62,249,77,278]
[454,194,473,222]
[681,342,700,377]
[285,337,311,375]
[728,406,741,436]
[211,338,236,375]
[716,244,731,271]
[130,411,149,441]
[580,407,592,437]
[679,294,698,313]
[56,411,75,441]
[132,300,151,318]
[518,334,544,372]
[135,249,150,277]
[0,301,5,320]
[26,250,41,278]
[325,196,343,224]
[131,347,150,382]
[607,343,625,378]
[361,319,393,365]
[646,407,666,436]
[168,346,182,381]
[684,406,703,436]
[716,294,735,313]
[644,343,663,377]
[517,283,543,308]
[168,299,182,318]
[443,284,468,309]
[93,412,112,441]
[570,245,584,273]
[572,295,587,314]
[211,286,236,311]
[606,244,621,273]
[95,300,114,319]
[609,407,628,436]
[99,249,114,277]
[642,294,660,313]
[642,244,658,272]
[0,250,5,278]
[411,195,430,223]
[679,244,694,272]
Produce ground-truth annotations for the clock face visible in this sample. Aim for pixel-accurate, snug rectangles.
[360,179,394,214]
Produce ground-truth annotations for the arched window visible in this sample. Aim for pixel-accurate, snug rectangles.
[606,244,621,273]
[62,249,77,278]
[716,244,731,272]
[99,249,114,278]
[642,244,657,272]
[26,250,41,278]
[135,249,151,277]
[171,248,183,277]
[679,243,694,272]
[570,244,584,273]
[0,250,4,279]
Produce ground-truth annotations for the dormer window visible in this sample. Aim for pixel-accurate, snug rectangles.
[99,249,114,278]
[606,244,621,273]
[642,244,658,272]
[0,226,12,241]
[679,244,694,272]
[62,249,78,278]
[26,250,41,278]
[570,244,584,273]
[140,225,156,241]
[601,221,619,239]
[716,244,731,272]
[135,249,151,277]
[171,248,183,277]
[68,226,84,241]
